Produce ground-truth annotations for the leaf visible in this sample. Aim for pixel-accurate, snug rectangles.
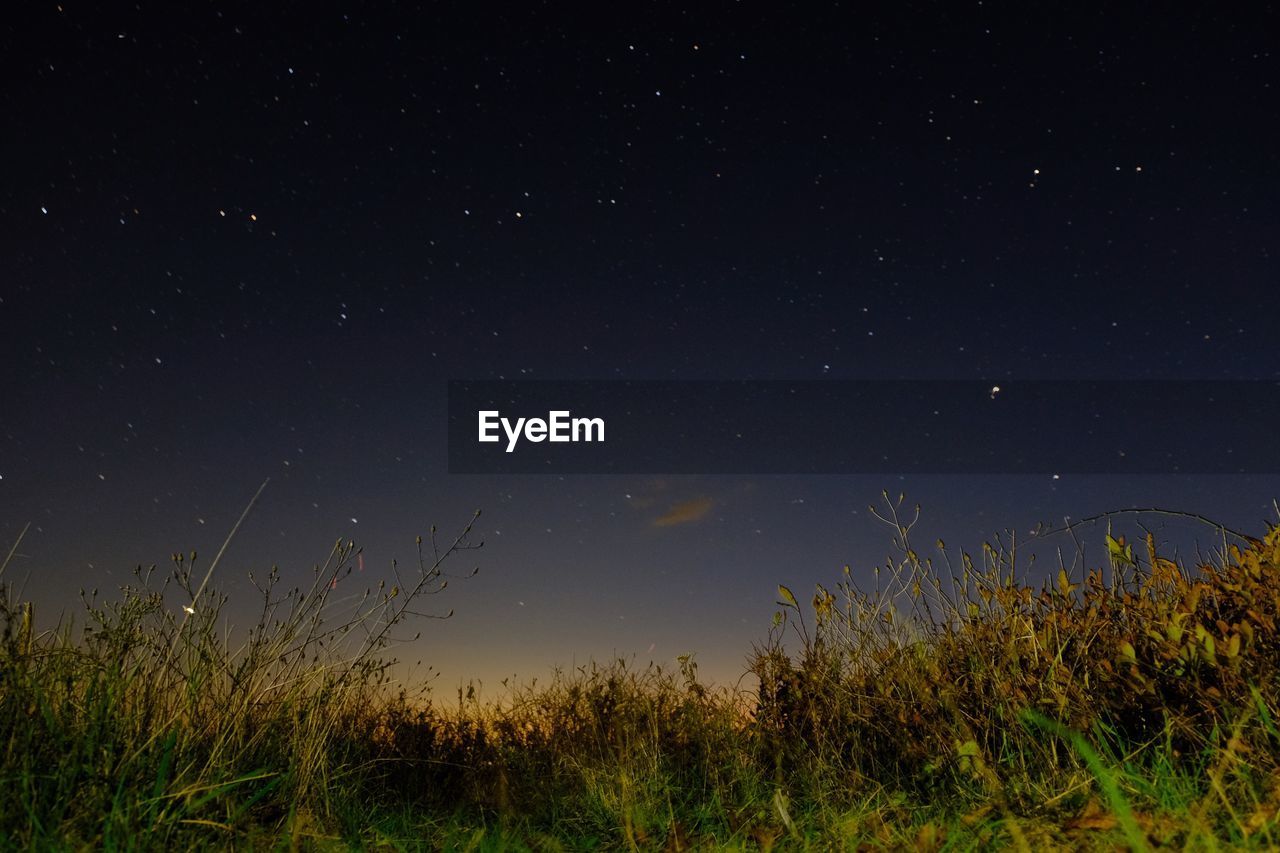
[777,584,798,608]
[1106,534,1136,566]
[1119,641,1137,664]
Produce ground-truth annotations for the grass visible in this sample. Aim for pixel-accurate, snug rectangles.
[2,491,1280,849]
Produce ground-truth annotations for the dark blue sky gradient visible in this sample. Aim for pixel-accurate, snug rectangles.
[1,3,1277,688]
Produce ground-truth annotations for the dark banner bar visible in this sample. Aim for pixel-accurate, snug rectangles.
[446,380,1279,474]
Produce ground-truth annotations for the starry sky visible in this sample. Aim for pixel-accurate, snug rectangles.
[2,4,1278,691]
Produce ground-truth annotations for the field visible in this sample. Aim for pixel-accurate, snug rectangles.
[3,496,1280,850]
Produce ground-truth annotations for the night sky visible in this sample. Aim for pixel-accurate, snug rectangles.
[3,4,1277,690]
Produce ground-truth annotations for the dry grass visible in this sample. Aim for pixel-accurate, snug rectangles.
[2,492,1279,849]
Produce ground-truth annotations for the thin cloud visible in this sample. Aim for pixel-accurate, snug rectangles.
[653,496,715,528]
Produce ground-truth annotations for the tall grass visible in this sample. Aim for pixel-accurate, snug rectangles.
[2,493,1279,849]
[0,498,483,849]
